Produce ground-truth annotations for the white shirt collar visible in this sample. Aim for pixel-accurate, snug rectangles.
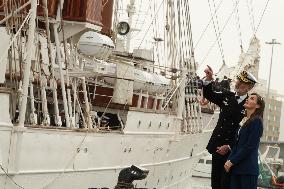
[235,93,247,103]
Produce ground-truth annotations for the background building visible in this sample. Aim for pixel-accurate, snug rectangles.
[277,96,284,141]
[254,79,282,142]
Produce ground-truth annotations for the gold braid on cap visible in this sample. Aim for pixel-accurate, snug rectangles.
[237,71,255,84]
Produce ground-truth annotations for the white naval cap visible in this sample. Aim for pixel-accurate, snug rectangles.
[237,70,258,84]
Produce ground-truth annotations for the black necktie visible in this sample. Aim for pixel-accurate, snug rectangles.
[235,96,240,100]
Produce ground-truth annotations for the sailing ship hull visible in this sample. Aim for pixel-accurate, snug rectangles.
[0,111,214,189]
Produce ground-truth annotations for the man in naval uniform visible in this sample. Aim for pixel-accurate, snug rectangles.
[202,66,257,189]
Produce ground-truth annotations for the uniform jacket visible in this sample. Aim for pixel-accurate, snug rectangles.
[203,82,247,154]
[228,117,263,175]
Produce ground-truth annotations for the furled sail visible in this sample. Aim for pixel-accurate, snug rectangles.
[217,37,260,80]
[231,36,260,79]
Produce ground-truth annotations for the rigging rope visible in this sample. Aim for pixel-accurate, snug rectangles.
[207,0,226,65]
[232,0,243,52]
[132,0,143,30]
[226,0,271,77]
[254,0,271,35]
[194,0,224,51]
[246,0,256,35]
[200,0,241,67]
[135,0,151,36]
[136,0,165,50]
[177,0,183,69]
[0,164,25,189]
[0,11,32,65]
[151,0,159,63]
[185,0,195,57]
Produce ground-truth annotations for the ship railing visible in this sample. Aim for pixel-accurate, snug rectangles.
[133,91,168,111]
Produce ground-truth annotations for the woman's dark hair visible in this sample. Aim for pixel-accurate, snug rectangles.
[241,93,265,141]
[245,92,265,125]
[251,92,265,119]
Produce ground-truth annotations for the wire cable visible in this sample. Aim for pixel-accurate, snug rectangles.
[194,0,224,51]
[136,0,165,50]
[200,0,241,67]
[232,0,243,52]
[254,0,271,34]
[246,0,256,34]
[0,164,25,189]
[207,0,226,64]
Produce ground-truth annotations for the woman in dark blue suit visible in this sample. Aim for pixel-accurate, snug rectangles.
[224,93,265,189]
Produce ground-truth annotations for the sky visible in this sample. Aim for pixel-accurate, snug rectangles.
[189,0,284,96]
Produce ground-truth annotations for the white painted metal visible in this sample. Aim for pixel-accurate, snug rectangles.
[65,55,73,128]
[81,77,93,129]
[18,0,37,127]
[0,89,13,127]
[78,31,114,59]
[53,7,70,128]
[42,0,62,127]
[81,56,170,94]
[177,68,186,119]
[132,48,154,61]
[51,79,62,127]
[72,79,78,128]
[40,76,50,126]
[0,28,9,83]
[29,81,37,125]
[112,61,134,105]
[0,111,212,189]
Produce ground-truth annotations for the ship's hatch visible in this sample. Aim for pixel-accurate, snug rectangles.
[94,111,123,130]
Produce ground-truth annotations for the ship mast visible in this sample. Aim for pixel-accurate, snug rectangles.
[126,0,136,52]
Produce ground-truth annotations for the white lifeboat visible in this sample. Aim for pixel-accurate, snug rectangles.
[102,66,170,94]
[78,31,114,60]
[132,69,170,94]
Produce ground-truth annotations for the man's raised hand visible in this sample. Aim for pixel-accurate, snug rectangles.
[204,65,213,81]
